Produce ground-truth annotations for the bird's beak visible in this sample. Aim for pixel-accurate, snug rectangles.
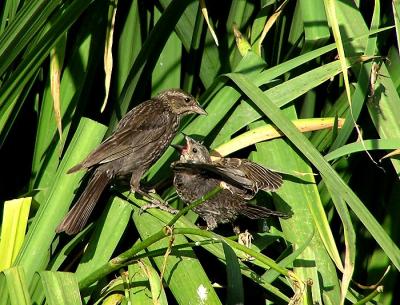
[193,104,207,115]
[171,144,184,152]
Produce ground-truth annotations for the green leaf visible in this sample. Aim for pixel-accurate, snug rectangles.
[367,62,400,174]
[0,0,93,135]
[110,0,196,130]
[151,6,181,93]
[39,271,82,305]
[325,139,400,161]
[226,72,400,271]
[31,26,94,195]
[75,198,133,280]
[14,118,107,284]
[299,0,330,50]
[0,198,31,271]
[324,179,355,305]
[222,242,244,305]
[132,206,223,305]
[0,267,32,305]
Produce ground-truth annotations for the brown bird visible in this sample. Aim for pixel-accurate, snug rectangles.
[56,89,206,235]
[171,136,287,230]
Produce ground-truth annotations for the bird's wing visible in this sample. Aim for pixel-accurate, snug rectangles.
[238,203,289,219]
[171,160,254,191]
[68,102,172,172]
[171,161,210,175]
[236,159,282,191]
[211,158,254,188]
[174,158,283,192]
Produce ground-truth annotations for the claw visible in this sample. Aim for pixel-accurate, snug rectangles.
[238,229,255,261]
[140,201,179,215]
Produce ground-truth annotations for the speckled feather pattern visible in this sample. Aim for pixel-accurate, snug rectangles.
[172,136,287,230]
[57,89,204,234]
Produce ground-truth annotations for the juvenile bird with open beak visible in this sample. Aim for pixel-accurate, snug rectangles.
[171,136,288,230]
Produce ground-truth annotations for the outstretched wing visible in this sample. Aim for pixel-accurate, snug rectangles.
[171,158,282,193]
[232,159,282,191]
[68,101,173,173]
[238,203,289,219]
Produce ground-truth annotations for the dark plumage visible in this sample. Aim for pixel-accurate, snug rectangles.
[171,136,287,230]
[56,89,206,235]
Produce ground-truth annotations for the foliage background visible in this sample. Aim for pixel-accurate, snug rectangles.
[0,0,399,304]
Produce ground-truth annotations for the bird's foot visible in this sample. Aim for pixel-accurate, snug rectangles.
[139,184,157,193]
[134,188,178,215]
[139,198,179,215]
[237,229,255,261]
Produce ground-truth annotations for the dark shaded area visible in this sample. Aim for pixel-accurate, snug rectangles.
[0,94,37,201]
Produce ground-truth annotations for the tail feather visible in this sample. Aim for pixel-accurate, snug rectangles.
[67,162,84,174]
[56,169,110,235]
[239,203,289,220]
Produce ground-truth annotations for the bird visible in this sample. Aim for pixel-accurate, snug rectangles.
[171,136,288,230]
[56,89,206,235]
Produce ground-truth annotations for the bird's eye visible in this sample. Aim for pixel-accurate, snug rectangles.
[184,97,191,103]
[192,148,198,153]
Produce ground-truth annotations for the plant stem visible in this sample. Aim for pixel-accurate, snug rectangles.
[353,286,383,305]
[79,186,222,289]
[173,227,291,277]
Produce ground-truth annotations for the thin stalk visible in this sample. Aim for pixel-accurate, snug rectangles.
[167,186,222,226]
[79,186,222,289]
[353,286,383,305]
[132,239,222,261]
[173,227,291,277]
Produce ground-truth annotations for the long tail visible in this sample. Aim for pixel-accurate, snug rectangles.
[238,203,289,220]
[56,169,110,235]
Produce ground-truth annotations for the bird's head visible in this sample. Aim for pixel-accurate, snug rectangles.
[172,135,211,163]
[157,89,207,116]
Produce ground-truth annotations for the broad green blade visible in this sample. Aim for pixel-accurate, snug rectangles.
[31,29,93,196]
[40,271,82,305]
[133,206,223,305]
[14,119,107,283]
[367,62,400,175]
[128,261,168,305]
[226,72,400,271]
[222,242,244,305]
[0,267,32,305]
[330,0,380,150]
[325,179,355,305]
[325,139,400,161]
[151,6,181,93]
[299,0,330,51]
[0,198,31,271]
[252,124,340,304]
[75,198,132,279]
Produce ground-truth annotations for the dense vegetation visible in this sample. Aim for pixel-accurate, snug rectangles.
[0,0,399,304]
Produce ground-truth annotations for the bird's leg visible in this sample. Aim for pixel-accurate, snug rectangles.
[204,216,218,231]
[236,228,255,261]
[238,229,253,248]
[130,174,155,200]
[137,189,179,215]
[129,174,178,214]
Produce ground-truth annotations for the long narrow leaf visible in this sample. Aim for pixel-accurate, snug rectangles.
[40,271,82,305]
[14,119,107,283]
[226,72,400,271]
[0,267,32,305]
[0,198,31,271]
